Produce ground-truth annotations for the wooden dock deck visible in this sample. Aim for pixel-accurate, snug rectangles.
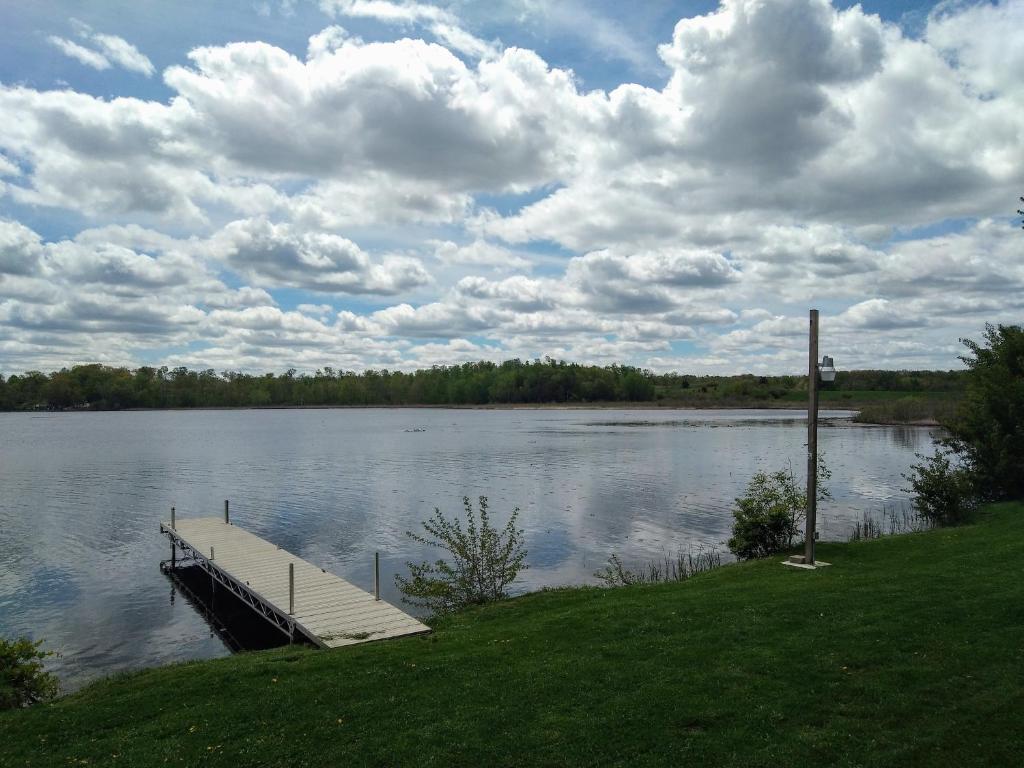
[160,516,429,648]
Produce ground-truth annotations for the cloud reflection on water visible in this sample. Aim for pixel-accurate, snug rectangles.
[0,408,936,689]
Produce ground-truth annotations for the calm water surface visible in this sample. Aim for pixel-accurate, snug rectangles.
[0,408,937,690]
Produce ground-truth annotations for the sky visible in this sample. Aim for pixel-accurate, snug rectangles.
[0,0,1021,376]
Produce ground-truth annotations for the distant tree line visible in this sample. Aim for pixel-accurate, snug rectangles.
[0,360,966,412]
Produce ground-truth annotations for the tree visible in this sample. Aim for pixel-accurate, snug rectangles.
[728,459,830,560]
[395,496,528,615]
[904,448,978,526]
[1,638,58,710]
[943,324,1024,501]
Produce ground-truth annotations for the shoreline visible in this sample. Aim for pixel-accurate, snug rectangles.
[11,401,860,413]
[2,402,944,425]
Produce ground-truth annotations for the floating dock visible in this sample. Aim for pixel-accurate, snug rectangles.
[160,509,429,649]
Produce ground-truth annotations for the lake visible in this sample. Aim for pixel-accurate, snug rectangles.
[0,407,936,690]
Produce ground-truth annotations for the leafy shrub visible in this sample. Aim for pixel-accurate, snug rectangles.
[594,547,723,587]
[396,496,528,615]
[727,459,830,560]
[904,448,978,526]
[1,637,58,710]
[943,324,1024,502]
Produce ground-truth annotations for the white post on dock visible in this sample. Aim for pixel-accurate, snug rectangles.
[289,563,295,615]
[374,552,380,601]
[224,499,230,525]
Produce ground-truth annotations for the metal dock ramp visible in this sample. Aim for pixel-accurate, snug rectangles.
[160,513,429,648]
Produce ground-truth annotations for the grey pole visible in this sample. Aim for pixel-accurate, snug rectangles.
[289,563,295,615]
[804,309,819,565]
[211,546,215,561]
[171,505,176,530]
[374,552,380,601]
[224,499,230,525]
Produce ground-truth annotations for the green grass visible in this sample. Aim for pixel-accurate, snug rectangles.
[3,504,1023,767]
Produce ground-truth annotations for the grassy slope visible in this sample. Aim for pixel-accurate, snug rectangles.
[3,504,1022,768]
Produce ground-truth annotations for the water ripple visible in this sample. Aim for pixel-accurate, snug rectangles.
[0,408,934,690]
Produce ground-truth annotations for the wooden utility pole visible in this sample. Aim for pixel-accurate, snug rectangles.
[805,309,819,565]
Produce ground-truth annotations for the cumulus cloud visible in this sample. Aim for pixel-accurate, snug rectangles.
[1,295,203,336]
[877,218,1024,297]
[45,242,198,293]
[0,220,45,276]
[306,25,352,60]
[205,218,431,294]
[481,0,1024,248]
[0,154,19,178]
[433,239,532,270]
[926,0,1024,100]
[297,302,333,316]
[287,177,472,229]
[658,0,885,175]
[3,31,595,222]
[569,247,737,290]
[456,274,555,311]
[203,286,277,310]
[1,0,1022,374]
[369,300,500,337]
[161,40,582,187]
[0,86,209,220]
[840,298,930,330]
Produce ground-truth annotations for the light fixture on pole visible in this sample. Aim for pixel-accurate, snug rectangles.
[785,309,836,570]
[819,355,836,383]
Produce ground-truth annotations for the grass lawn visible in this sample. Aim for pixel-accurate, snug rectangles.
[3,503,1022,767]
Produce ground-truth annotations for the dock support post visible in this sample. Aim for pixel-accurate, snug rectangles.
[210,546,215,561]
[374,552,380,601]
[169,506,177,570]
[224,499,230,525]
[289,563,295,615]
